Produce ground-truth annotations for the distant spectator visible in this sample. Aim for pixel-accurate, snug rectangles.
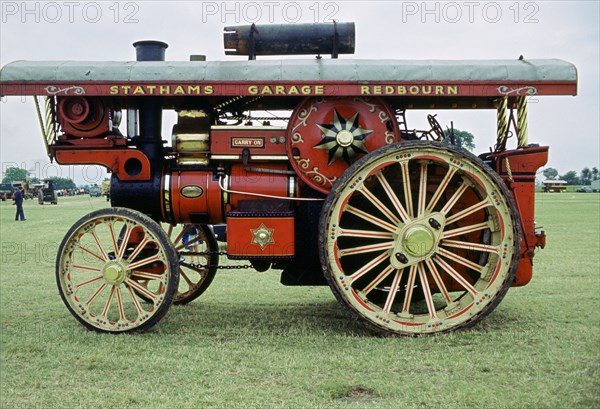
[13,187,26,221]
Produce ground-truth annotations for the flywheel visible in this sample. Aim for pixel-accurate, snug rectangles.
[287,97,399,194]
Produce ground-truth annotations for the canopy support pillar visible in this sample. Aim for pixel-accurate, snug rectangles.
[496,97,508,151]
[517,96,528,147]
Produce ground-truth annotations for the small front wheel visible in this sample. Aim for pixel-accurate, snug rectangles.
[56,207,179,333]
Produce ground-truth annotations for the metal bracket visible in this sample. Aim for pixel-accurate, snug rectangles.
[332,21,339,59]
[248,23,258,60]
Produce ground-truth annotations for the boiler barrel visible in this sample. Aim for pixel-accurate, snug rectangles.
[223,22,355,56]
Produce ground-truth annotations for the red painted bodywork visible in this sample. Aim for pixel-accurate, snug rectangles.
[165,169,222,224]
[491,146,549,286]
[54,149,151,181]
[226,213,295,258]
[210,127,288,157]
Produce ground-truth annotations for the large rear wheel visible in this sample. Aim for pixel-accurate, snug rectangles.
[56,208,179,333]
[320,141,521,336]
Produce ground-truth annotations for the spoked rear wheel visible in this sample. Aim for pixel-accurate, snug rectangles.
[56,208,179,333]
[320,141,521,336]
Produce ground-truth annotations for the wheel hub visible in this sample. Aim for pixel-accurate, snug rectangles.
[390,212,446,269]
[102,262,127,285]
[403,226,435,257]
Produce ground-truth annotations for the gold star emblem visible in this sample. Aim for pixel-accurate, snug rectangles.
[251,224,274,250]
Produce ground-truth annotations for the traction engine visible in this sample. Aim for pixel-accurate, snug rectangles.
[0,23,577,335]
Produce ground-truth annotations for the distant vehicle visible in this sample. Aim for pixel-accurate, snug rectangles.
[591,180,600,192]
[101,179,111,201]
[40,179,58,204]
[11,180,33,199]
[576,186,592,193]
[89,185,102,197]
[0,183,13,201]
[542,180,568,193]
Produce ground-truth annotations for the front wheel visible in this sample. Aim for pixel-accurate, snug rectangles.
[56,207,179,333]
[319,141,521,336]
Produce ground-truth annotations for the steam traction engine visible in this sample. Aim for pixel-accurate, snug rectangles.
[0,23,577,335]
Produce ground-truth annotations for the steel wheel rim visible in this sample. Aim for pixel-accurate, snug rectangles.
[57,209,177,332]
[321,142,519,335]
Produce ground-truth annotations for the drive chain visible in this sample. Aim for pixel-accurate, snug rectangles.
[179,251,253,270]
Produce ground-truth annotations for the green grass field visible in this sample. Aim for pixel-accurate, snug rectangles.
[1,193,598,408]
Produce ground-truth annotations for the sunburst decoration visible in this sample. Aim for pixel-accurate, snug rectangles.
[313,110,374,166]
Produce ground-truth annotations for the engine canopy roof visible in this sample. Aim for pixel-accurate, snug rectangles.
[0,58,577,98]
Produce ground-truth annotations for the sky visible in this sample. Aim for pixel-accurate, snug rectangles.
[1,0,598,184]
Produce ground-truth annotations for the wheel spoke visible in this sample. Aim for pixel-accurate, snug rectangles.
[130,270,164,281]
[86,283,107,306]
[418,262,437,319]
[424,258,453,305]
[125,283,145,315]
[441,239,499,254]
[166,224,174,239]
[437,248,484,274]
[445,198,491,225]
[117,224,134,260]
[339,228,395,240]
[127,254,162,270]
[362,265,396,295]
[127,237,150,262]
[77,245,105,263]
[402,265,418,314]
[359,185,401,226]
[349,251,391,281]
[179,269,196,287]
[108,223,119,256]
[345,204,397,233]
[417,162,428,217]
[101,285,117,317]
[426,166,457,212]
[440,180,469,215]
[89,229,109,262]
[174,234,204,251]
[433,255,478,296]
[400,161,414,218]
[173,224,193,247]
[115,287,126,321]
[126,278,159,301]
[72,265,102,273]
[383,268,404,313]
[375,172,410,223]
[75,275,103,290]
[442,221,490,239]
[339,241,394,257]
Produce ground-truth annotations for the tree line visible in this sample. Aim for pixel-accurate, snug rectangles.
[1,166,76,190]
[543,167,600,185]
